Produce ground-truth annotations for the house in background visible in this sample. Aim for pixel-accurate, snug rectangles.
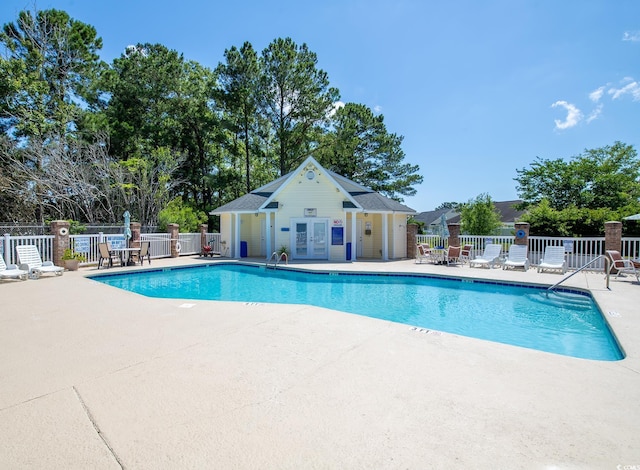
[414,200,525,235]
[210,156,416,261]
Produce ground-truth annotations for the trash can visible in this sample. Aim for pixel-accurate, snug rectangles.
[346,242,352,261]
[240,241,248,258]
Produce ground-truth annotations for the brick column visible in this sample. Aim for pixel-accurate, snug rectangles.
[514,222,530,246]
[50,220,70,267]
[406,223,418,259]
[605,221,622,274]
[448,223,460,247]
[130,222,141,248]
[604,221,622,252]
[168,223,180,258]
[200,224,208,252]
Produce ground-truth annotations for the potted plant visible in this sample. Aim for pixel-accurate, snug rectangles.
[276,245,289,263]
[62,248,86,271]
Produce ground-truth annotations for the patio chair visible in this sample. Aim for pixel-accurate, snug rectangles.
[15,245,64,279]
[0,256,28,281]
[137,241,151,265]
[469,243,502,269]
[98,242,119,269]
[445,246,461,266]
[537,246,567,274]
[502,244,530,271]
[415,244,432,264]
[605,250,639,282]
[459,244,473,264]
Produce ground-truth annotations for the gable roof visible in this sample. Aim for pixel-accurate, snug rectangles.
[211,157,416,215]
[414,200,525,226]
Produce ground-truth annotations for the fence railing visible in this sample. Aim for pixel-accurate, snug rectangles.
[2,232,222,267]
[416,234,640,271]
[3,231,639,271]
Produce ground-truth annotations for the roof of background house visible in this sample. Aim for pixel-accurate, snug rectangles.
[211,160,416,215]
[414,200,525,226]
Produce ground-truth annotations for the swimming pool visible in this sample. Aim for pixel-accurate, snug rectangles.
[91,263,623,361]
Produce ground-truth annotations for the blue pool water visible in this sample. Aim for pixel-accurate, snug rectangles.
[91,263,623,361]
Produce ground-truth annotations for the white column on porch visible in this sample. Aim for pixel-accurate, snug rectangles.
[382,213,389,261]
[351,211,357,261]
[234,213,241,258]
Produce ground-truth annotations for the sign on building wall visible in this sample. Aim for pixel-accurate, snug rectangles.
[331,227,344,245]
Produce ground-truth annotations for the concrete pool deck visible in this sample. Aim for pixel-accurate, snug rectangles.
[1,256,639,469]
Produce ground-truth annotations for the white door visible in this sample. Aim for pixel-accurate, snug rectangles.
[292,219,328,259]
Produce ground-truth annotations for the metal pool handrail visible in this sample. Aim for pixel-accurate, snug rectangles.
[547,254,608,294]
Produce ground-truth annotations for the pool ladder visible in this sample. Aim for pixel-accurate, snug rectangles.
[546,254,608,294]
[266,251,288,269]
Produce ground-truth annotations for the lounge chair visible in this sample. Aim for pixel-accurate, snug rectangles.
[605,250,639,282]
[15,245,64,278]
[98,242,120,269]
[459,244,473,264]
[502,244,530,271]
[446,246,461,265]
[537,246,567,274]
[415,244,432,264]
[469,243,502,269]
[0,256,28,281]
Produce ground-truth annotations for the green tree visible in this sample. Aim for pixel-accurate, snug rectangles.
[158,197,207,232]
[104,43,219,212]
[317,103,422,201]
[460,193,502,235]
[216,42,267,193]
[0,8,104,139]
[515,142,640,211]
[258,37,340,176]
[515,142,640,235]
[435,202,461,211]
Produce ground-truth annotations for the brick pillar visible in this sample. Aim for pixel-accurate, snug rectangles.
[406,223,418,259]
[130,222,141,249]
[605,221,622,274]
[168,223,180,258]
[604,221,622,252]
[448,223,460,247]
[514,222,530,246]
[50,220,70,267]
[200,224,208,252]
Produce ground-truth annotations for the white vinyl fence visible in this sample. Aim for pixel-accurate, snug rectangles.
[1,232,222,267]
[416,234,640,271]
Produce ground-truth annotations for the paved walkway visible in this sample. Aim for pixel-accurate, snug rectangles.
[1,256,639,469]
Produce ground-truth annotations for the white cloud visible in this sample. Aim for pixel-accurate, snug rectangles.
[551,101,582,130]
[328,100,345,117]
[622,31,640,42]
[373,105,383,114]
[589,86,605,102]
[586,103,603,123]
[608,78,640,101]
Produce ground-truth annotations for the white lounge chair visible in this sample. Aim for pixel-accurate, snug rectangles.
[502,244,530,271]
[605,250,639,282]
[469,243,502,269]
[0,256,28,281]
[16,245,64,279]
[537,246,567,274]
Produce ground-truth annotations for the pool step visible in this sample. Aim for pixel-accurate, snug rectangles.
[528,291,593,310]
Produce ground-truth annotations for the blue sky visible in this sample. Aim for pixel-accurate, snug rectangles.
[2,0,639,213]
